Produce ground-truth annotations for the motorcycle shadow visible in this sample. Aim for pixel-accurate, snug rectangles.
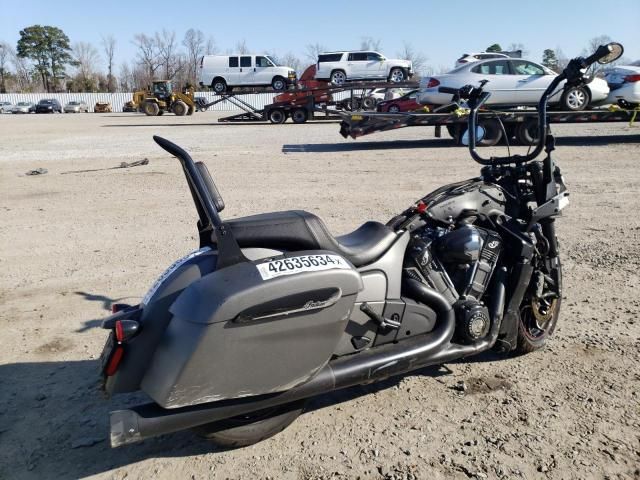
[0,350,502,478]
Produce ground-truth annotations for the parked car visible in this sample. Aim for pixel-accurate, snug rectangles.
[454,50,523,68]
[64,100,89,113]
[315,51,413,85]
[122,101,138,112]
[94,101,113,113]
[455,52,510,68]
[199,54,297,93]
[0,101,13,113]
[35,99,62,113]
[376,89,422,113]
[12,101,35,114]
[418,58,609,111]
[604,65,640,107]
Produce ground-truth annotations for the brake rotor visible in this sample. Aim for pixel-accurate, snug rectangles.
[531,297,557,329]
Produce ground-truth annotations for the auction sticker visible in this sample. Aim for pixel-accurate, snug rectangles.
[257,254,350,280]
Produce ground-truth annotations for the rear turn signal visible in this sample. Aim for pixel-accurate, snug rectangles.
[426,78,440,88]
[624,74,640,83]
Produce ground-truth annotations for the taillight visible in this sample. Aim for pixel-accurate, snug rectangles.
[426,78,440,88]
[624,74,640,83]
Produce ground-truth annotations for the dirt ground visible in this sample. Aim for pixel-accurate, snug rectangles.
[0,111,639,480]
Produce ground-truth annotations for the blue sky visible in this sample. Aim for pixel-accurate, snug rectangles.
[2,0,638,72]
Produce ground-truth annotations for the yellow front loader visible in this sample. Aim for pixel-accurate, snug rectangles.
[130,81,196,116]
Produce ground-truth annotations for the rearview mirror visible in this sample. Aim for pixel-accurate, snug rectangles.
[462,126,486,146]
[598,42,624,64]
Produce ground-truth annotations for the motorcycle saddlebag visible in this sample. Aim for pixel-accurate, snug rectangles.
[141,251,362,408]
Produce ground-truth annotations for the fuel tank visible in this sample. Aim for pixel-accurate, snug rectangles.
[422,179,506,222]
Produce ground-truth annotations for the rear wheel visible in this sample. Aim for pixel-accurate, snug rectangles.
[330,70,347,85]
[561,86,589,111]
[172,100,188,116]
[212,78,227,94]
[268,108,286,124]
[291,108,308,124]
[362,97,377,110]
[187,105,195,115]
[142,101,160,116]
[193,400,306,448]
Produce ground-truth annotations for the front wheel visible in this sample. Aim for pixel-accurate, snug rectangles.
[477,119,503,146]
[193,400,306,448]
[271,76,287,91]
[268,108,286,124]
[172,100,188,116]
[517,255,562,353]
[389,67,406,83]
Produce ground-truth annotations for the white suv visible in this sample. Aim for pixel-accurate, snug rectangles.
[315,51,413,85]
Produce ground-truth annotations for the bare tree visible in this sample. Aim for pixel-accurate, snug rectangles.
[554,47,570,71]
[155,29,179,80]
[101,35,116,92]
[132,33,160,83]
[10,48,33,91]
[278,52,303,74]
[360,37,382,51]
[587,35,612,55]
[507,42,528,57]
[235,39,249,54]
[0,41,10,93]
[73,41,101,91]
[397,42,428,75]
[183,28,205,86]
[205,36,217,55]
[304,43,326,63]
[119,61,133,91]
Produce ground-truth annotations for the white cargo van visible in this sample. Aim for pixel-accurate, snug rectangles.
[199,54,297,93]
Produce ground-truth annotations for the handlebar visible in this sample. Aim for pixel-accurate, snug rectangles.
[457,43,622,165]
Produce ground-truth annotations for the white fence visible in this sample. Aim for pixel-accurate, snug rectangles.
[0,92,279,113]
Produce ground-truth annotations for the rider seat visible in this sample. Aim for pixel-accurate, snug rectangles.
[225,210,397,267]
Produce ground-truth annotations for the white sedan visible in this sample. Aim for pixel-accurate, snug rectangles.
[604,65,640,107]
[418,58,609,111]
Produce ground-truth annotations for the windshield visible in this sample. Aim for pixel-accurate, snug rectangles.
[264,55,278,67]
[18,102,30,106]
[68,101,79,105]
[40,100,53,104]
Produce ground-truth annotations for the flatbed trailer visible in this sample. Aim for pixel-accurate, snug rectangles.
[197,81,418,124]
[337,108,638,145]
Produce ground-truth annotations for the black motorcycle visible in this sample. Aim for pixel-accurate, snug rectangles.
[98,43,623,448]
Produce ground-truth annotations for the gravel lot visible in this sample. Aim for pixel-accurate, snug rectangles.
[0,112,639,480]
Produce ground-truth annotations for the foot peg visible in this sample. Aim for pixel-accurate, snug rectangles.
[360,302,401,330]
